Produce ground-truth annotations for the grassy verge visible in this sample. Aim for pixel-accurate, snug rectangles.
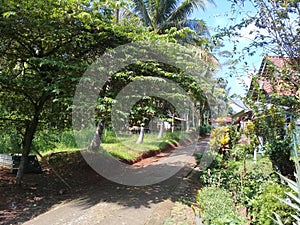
[0,127,197,161]
[34,130,196,160]
[102,133,171,160]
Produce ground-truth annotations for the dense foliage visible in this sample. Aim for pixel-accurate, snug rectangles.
[251,181,296,225]
[195,186,246,225]
[0,0,145,183]
[0,0,219,184]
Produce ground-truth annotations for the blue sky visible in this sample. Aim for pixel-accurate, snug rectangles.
[187,0,273,112]
[192,0,266,99]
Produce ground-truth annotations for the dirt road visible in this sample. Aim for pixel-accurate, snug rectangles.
[2,137,210,225]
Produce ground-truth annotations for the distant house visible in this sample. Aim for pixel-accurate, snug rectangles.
[248,55,298,102]
[233,55,299,129]
[210,115,232,127]
[231,56,300,160]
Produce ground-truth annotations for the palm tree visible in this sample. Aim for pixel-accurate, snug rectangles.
[122,0,218,66]
[129,0,215,35]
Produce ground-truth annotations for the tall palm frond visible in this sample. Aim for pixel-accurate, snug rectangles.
[131,0,153,27]
[167,0,207,24]
[123,0,218,66]
[130,0,215,34]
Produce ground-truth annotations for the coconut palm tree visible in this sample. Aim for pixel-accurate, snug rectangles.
[122,0,218,66]
[129,0,215,35]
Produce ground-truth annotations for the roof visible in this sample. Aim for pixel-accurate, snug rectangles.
[210,116,232,124]
[249,55,298,98]
[261,56,289,70]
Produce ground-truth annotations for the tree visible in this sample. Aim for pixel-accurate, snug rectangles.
[223,0,300,74]
[114,0,219,142]
[220,0,300,177]
[0,0,134,184]
[91,59,212,144]
[129,0,214,35]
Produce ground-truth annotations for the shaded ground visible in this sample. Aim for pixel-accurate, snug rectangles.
[0,137,209,225]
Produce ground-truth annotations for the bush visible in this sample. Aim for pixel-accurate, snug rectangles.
[198,124,211,135]
[34,128,120,152]
[102,129,119,144]
[57,130,77,148]
[229,125,241,149]
[33,129,59,152]
[199,166,240,192]
[34,129,78,151]
[265,138,294,177]
[163,131,180,141]
[195,150,223,170]
[250,181,296,225]
[199,157,274,211]
[195,186,246,225]
[251,105,295,177]
[210,126,230,157]
[0,129,22,153]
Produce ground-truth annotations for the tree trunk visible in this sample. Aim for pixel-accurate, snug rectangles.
[16,94,50,185]
[136,126,144,144]
[171,114,175,133]
[192,107,195,129]
[114,9,120,23]
[186,113,190,132]
[16,111,41,185]
[88,121,105,151]
[157,121,164,139]
[199,103,205,127]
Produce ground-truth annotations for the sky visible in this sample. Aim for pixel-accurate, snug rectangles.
[192,0,267,111]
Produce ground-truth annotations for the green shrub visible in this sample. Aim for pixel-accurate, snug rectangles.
[250,181,296,225]
[58,130,77,148]
[265,138,294,177]
[210,126,231,160]
[198,124,212,135]
[238,171,269,207]
[34,129,79,151]
[199,157,274,211]
[0,129,22,153]
[33,129,59,152]
[229,125,241,149]
[195,150,223,170]
[34,128,119,152]
[102,129,119,144]
[163,131,180,142]
[196,186,246,225]
[230,144,254,161]
[273,132,300,224]
[199,165,240,191]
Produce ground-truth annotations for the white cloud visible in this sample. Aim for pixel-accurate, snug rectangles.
[239,23,269,41]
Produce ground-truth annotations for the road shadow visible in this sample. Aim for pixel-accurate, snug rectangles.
[0,137,210,225]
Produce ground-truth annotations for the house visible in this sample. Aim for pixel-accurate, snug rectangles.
[231,56,300,158]
[246,56,300,158]
[246,55,300,125]
[232,55,299,128]
[248,55,298,102]
[210,115,232,127]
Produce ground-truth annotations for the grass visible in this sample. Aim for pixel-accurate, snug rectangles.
[38,131,194,160]
[230,154,274,177]
[101,132,181,160]
[41,147,79,156]
[0,128,196,161]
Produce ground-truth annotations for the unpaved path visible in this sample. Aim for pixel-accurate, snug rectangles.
[2,137,210,225]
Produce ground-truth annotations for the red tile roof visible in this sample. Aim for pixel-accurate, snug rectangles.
[258,56,290,76]
[249,55,298,98]
[266,56,289,68]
